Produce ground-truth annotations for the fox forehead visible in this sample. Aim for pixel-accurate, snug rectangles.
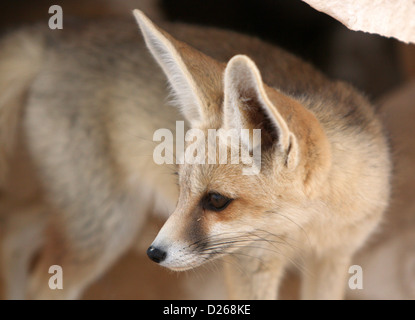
[177,130,273,191]
[178,162,241,197]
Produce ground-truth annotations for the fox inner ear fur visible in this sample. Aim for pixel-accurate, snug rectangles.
[224,55,300,169]
[133,10,223,127]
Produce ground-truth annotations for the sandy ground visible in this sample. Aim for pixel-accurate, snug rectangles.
[83,250,226,300]
[82,216,228,300]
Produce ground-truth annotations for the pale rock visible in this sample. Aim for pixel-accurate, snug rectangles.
[302,0,415,43]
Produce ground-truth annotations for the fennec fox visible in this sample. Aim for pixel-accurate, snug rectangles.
[0,10,390,299]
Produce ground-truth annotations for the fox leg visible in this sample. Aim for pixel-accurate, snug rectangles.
[27,195,146,300]
[1,204,47,300]
[223,250,288,300]
[300,250,352,300]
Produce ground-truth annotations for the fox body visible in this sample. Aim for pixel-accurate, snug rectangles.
[0,11,390,299]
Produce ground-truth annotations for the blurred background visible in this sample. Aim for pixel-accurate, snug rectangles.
[0,0,414,299]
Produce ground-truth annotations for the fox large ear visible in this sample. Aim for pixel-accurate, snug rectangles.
[133,10,223,127]
[224,55,300,169]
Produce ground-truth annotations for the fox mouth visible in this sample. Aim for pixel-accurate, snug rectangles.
[149,231,264,270]
[167,262,206,272]
[163,250,227,271]
[159,252,214,271]
[154,243,229,271]
[163,242,239,271]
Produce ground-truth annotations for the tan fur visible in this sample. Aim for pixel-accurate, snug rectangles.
[136,11,391,300]
[0,29,45,186]
[0,10,391,299]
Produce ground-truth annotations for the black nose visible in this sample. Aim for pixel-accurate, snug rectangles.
[147,246,167,263]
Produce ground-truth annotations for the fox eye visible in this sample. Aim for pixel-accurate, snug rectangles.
[203,192,233,211]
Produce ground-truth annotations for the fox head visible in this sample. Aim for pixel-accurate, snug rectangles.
[134,10,331,270]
